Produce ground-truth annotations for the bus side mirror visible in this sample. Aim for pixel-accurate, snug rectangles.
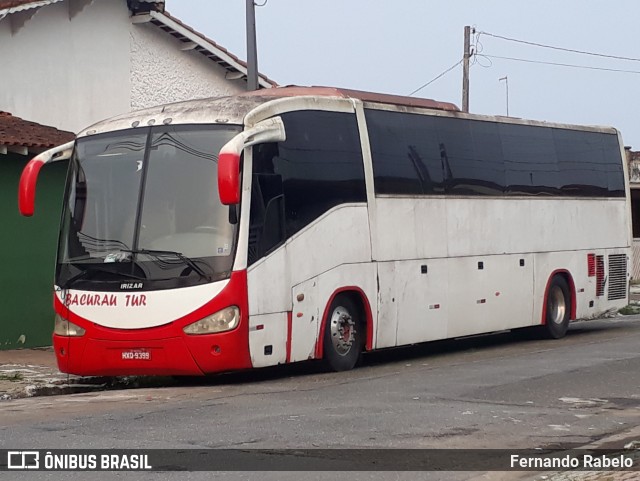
[218,117,285,206]
[19,159,46,217]
[218,150,242,205]
[18,141,75,216]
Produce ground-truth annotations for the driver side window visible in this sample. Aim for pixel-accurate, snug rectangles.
[248,143,285,266]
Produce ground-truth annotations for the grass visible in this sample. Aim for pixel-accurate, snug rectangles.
[618,305,640,315]
[0,372,23,382]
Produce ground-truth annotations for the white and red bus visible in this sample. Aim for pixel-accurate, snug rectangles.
[19,86,631,376]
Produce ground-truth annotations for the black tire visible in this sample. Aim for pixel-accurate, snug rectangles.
[540,275,571,339]
[323,294,364,372]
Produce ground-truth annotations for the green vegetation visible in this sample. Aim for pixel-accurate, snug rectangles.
[618,304,640,316]
[0,372,23,382]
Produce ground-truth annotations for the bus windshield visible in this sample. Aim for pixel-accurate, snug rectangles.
[56,124,242,290]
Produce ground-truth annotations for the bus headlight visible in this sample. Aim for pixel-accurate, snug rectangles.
[183,306,240,335]
[54,314,86,337]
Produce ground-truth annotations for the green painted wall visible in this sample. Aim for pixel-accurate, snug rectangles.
[0,155,68,349]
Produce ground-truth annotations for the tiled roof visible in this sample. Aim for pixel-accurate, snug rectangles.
[0,112,74,151]
[0,0,37,8]
[158,11,278,88]
[0,0,162,10]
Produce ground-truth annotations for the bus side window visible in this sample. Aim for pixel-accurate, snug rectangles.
[249,143,285,265]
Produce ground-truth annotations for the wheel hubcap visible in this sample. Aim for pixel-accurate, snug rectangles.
[330,306,356,356]
[548,286,566,325]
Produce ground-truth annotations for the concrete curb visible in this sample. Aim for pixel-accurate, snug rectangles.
[0,359,170,400]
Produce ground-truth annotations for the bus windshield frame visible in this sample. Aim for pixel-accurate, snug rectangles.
[56,124,242,291]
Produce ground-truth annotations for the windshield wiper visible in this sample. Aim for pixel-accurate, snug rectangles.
[124,249,213,281]
[61,265,146,290]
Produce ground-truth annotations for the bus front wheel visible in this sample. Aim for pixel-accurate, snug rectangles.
[323,294,364,372]
[541,275,571,339]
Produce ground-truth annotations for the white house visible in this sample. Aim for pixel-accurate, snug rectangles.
[0,0,277,133]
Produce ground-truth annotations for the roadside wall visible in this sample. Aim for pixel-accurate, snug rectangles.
[0,155,67,348]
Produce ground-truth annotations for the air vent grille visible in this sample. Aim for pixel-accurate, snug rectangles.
[608,254,627,301]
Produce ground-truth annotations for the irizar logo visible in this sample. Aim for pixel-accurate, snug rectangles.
[120,282,144,290]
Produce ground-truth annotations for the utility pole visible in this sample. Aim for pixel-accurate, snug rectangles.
[462,25,472,113]
[246,0,259,91]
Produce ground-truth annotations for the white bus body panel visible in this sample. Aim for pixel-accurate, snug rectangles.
[248,204,374,366]
[249,312,288,368]
[373,196,628,346]
[446,254,534,338]
[375,197,628,261]
[286,204,372,287]
[290,262,377,362]
[377,259,449,348]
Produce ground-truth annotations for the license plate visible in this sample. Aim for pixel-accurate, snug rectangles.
[121,350,152,361]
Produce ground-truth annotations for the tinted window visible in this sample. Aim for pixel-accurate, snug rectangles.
[366,108,624,198]
[501,123,560,195]
[439,117,505,195]
[366,110,444,194]
[367,110,505,195]
[251,111,366,244]
[554,129,624,196]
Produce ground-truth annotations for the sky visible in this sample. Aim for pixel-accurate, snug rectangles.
[167,0,640,149]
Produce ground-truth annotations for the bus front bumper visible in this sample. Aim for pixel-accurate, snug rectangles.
[53,331,252,376]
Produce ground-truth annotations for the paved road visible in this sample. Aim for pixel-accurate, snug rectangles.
[2,316,640,480]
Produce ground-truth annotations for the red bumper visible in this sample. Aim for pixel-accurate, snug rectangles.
[53,331,251,376]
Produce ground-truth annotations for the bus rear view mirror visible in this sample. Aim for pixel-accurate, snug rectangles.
[19,141,75,216]
[218,117,285,205]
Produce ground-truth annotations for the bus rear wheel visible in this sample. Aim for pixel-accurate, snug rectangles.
[323,294,364,372]
[541,275,571,339]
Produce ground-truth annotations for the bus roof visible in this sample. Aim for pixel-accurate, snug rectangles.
[77,86,459,138]
[77,85,616,138]
[238,86,461,112]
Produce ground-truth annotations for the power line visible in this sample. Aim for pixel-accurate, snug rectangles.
[481,54,640,75]
[478,30,640,63]
[408,59,463,96]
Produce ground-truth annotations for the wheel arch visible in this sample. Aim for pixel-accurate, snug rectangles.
[315,286,374,359]
[541,269,576,324]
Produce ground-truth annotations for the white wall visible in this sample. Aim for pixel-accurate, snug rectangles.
[0,1,132,133]
[0,1,248,134]
[129,22,245,111]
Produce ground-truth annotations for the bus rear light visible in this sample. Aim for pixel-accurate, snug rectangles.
[587,253,596,277]
[183,306,240,335]
[54,314,86,337]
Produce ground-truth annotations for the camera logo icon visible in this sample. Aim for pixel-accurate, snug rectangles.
[7,451,40,470]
